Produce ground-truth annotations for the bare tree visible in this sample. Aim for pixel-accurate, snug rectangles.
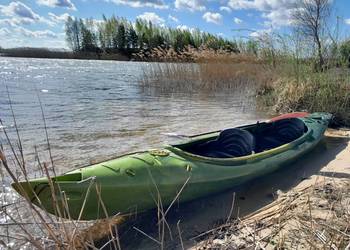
[65,16,82,52]
[293,0,331,71]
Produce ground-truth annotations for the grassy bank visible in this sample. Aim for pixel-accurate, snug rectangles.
[260,69,350,126]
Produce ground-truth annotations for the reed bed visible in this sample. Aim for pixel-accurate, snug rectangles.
[138,43,350,127]
[139,46,276,97]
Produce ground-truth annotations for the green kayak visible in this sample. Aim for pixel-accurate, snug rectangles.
[12,112,332,220]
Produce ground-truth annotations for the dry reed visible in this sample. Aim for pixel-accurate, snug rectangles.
[192,178,350,249]
[139,46,276,96]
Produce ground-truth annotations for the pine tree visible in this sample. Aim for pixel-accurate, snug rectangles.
[116,24,126,49]
[127,27,138,49]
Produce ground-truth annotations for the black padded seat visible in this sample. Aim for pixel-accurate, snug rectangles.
[198,128,255,158]
[255,118,306,152]
[273,118,306,143]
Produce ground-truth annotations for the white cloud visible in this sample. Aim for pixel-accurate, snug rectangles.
[177,24,188,30]
[0,18,32,26]
[0,24,66,48]
[262,8,293,27]
[0,37,25,48]
[219,6,231,13]
[202,12,222,25]
[37,0,76,10]
[234,17,242,24]
[250,28,272,38]
[168,14,179,23]
[137,12,165,25]
[0,27,10,35]
[48,12,70,23]
[345,19,350,25]
[228,0,255,10]
[228,0,298,28]
[176,25,197,33]
[175,0,207,12]
[0,19,13,26]
[15,27,58,38]
[108,0,168,9]
[0,2,40,21]
[0,2,54,26]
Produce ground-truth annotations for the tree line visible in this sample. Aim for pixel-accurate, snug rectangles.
[65,15,239,56]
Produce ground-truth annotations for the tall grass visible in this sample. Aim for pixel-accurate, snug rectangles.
[269,70,350,125]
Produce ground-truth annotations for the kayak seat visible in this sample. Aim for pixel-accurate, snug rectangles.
[180,118,305,157]
[194,128,255,158]
[255,118,306,152]
[273,118,306,143]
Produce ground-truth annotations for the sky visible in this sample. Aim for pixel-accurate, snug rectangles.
[0,0,350,49]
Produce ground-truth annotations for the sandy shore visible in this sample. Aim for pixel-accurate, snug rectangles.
[190,129,350,249]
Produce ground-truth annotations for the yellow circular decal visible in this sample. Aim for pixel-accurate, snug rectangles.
[149,149,170,157]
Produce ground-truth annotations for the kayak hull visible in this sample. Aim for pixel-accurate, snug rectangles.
[12,112,332,220]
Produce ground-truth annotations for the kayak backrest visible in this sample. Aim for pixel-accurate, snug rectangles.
[215,128,256,157]
[195,128,255,158]
[254,118,306,152]
[273,118,306,143]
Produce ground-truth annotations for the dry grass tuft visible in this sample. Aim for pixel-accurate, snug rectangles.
[192,178,350,249]
[266,70,350,126]
[72,215,126,249]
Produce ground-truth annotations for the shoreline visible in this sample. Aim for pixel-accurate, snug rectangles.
[191,128,350,249]
[0,53,191,62]
[0,52,131,61]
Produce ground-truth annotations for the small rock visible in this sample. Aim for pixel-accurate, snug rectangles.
[212,239,226,245]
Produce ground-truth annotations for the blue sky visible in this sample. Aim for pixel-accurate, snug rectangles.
[0,0,350,49]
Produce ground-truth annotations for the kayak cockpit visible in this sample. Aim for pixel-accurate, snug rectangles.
[171,118,308,159]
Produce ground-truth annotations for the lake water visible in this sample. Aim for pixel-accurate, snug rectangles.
[0,57,266,176]
[0,57,268,248]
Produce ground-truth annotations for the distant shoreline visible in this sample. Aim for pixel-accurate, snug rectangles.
[0,47,234,62]
[0,48,134,61]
